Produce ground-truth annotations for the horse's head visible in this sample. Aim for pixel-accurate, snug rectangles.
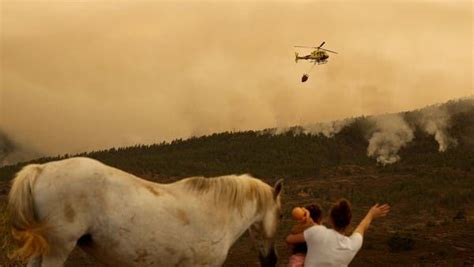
[248,179,283,267]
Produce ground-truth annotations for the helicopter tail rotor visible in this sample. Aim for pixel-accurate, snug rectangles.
[295,52,299,63]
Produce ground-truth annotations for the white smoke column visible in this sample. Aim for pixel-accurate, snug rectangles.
[303,119,355,138]
[418,106,457,152]
[367,114,414,165]
[269,126,303,136]
[270,119,354,137]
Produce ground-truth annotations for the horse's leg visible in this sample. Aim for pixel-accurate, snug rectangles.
[27,256,42,267]
[40,239,77,267]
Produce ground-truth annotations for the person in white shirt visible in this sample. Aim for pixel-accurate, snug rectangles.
[286,199,390,267]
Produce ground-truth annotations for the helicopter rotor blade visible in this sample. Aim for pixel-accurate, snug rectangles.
[295,42,338,54]
[320,48,338,54]
[294,46,317,49]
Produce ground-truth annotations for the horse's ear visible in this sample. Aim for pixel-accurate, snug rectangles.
[273,179,283,199]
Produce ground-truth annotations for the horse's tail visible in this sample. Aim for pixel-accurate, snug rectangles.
[8,164,49,260]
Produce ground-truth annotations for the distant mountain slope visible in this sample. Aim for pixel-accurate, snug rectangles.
[0,97,472,181]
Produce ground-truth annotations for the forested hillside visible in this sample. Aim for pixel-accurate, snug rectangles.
[1,98,472,181]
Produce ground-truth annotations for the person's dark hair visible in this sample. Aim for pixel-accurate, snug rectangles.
[330,199,352,231]
[305,204,323,224]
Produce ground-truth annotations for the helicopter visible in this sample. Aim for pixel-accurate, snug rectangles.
[294,41,338,64]
[294,41,338,82]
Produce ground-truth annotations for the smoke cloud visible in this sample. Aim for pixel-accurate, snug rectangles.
[364,98,473,165]
[302,119,355,138]
[367,114,414,165]
[418,105,458,152]
[272,118,354,138]
[0,131,41,166]
[1,1,472,162]
[268,98,473,165]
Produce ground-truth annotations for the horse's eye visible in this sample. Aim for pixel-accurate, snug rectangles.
[279,214,283,219]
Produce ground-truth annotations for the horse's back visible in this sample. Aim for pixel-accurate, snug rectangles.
[28,157,200,265]
[33,157,139,192]
[36,157,116,182]
[29,158,147,233]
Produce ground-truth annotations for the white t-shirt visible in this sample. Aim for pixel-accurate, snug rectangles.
[303,225,363,267]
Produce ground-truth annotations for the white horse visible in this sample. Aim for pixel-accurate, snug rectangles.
[8,157,283,267]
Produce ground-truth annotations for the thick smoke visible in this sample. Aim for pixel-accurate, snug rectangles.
[273,107,460,165]
[1,2,471,163]
[0,131,15,164]
[0,130,41,166]
[367,114,414,165]
[303,119,355,137]
[364,98,474,164]
[417,105,457,152]
[271,119,354,138]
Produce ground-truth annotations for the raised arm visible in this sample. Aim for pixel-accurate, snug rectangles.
[354,204,390,237]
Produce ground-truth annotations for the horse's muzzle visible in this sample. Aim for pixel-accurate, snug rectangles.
[259,247,277,267]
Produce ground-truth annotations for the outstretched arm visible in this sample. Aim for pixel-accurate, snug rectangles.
[354,204,390,237]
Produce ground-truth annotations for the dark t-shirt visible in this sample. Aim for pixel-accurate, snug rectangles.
[292,242,307,254]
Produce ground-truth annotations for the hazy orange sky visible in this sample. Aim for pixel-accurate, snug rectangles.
[1,0,473,156]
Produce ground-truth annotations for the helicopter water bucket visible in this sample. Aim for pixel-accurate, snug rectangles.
[301,74,309,82]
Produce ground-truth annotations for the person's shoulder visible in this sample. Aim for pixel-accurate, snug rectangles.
[304,224,334,244]
[348,232,364,250]
[304,224,325,232]
[350,232,363,241]
[303,224,326,238]
[350,232,363,239]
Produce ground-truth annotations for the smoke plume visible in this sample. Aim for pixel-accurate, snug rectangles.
[302,119,355,138]
[0,130,41,166]
[417,105,457,152]
[272,119,354,138]
[367,114,414,165]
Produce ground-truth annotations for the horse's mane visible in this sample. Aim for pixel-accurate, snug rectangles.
[180,175,274,213]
